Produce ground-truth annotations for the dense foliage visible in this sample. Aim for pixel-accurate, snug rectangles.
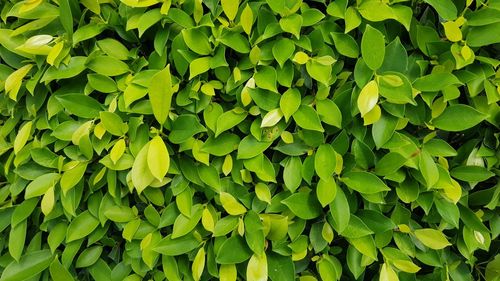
[0,0,499,280]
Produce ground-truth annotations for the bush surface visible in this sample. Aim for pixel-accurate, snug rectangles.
[0,0,499,280]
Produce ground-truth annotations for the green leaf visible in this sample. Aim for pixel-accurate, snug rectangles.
[283,156,302,192]
[247,253,268,281]
[148,65,173,125]
[169,115,206,144]
[293,105,324,132]
[306,60,332,85]
[88,74,117,93]
[66,211,99,242]
[414,228,451,249]
[361,25,385,70]
[379,263,399,281]
[423,0,457,21]
[268,252,295,281]
[412,73,462,92]
[279,14,302,38]
[59,0,73,39]
[331,32,359,58]
[329,187,350,233]
[55,94,103,119]
[237,136,272,159]
[216,109,247,137]
[433,105,487,132]
[467,23,500,47]
[342,171,390,194]
[182,28,212,55]
[154,233,201,256]
[282,191,322,220]
[76,246,103,268]
[13,121,32,154]
[261,108,283,128]
[240,4,253,35]
[221,0,239,21]
[0,250,54,281]
[104,205,136,222]
[255,66,278,93]
[25,173,61,199]
[50,258,75,281]
[272,38,295,67]
[419,150,439,188]
[100,112,126,136]
[147,136,170,181]
[280,88,301,122]
[220,192,247,215]
[450,166,495,182]
[189,57,211,79]
[216,236,253,264]
[317,177,337,207]
[218,31,250,53]
[315,144,336,180]
[60,162,87,194]
[86,56,129,76]
[244,211,265,256]
[131,143,155,194]
[357,80,379,117]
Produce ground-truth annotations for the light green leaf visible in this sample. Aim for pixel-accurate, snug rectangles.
[221,0,239,21]
[414,228,451,249]
[282,191,322,220]
[342,171,390,194]
[293,105,324,132]
[361,25,385,70]
[147,136,170,181]
[432,105,487,132]
[148,65,173,125]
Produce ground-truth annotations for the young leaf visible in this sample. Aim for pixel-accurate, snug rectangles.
[414,228,451,249]
[147,136,170,181]
[361,25,385,70]
[148,65,173,125]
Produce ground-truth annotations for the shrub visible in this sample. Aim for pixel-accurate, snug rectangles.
[0,0,499,280]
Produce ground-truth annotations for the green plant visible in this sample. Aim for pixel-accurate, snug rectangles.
[0,0,499,280]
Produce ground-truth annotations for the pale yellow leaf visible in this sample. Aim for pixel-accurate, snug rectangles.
[147,136,170,181]
[220,192,247,215]
[357,80,379,117]
[247,253,267,281]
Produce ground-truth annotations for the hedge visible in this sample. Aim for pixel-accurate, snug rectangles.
[0,0,499,280]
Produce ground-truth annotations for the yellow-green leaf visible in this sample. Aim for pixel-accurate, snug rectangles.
[392,260,421,273]
[110,139,126,164]
[148,65,173,125]
[192,247,205,281]
[293,51,310,64]
[5,64,33,101]
[380,263,399,281]
[222,154,233,176]
[221,0,239,21]
[442,21,462,42]
[363,104,381,125]
[220,192,247,215]
[240,4,253,35]
[131,143,155,193]
[147,136,170,181]
[14,121,32,154]
[255,183,272,204]
[220,264,237,281]
[201,208,214,232]
[357,80,379,117]
[414,228,451,250]
[41,186,55,215]
[246,253,267,281]
[261,108,283,128]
